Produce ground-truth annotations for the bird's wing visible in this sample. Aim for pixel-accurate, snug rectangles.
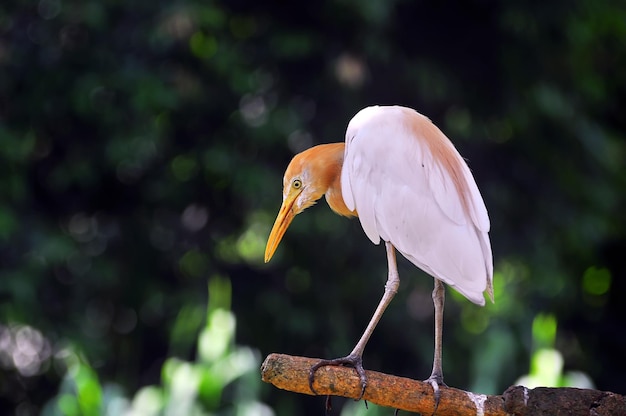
[341,106,493,305]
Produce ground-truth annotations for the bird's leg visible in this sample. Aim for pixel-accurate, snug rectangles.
[325,395,332,416]
[309,242,400,398]
[424,278,447,414]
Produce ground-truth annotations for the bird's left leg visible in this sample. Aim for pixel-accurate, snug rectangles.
[424,277,447,413]
[309,241,400,398]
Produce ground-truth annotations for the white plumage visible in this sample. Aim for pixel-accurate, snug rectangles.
[341,105,493,305]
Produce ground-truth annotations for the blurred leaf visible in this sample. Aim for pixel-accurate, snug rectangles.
[171,154,199,182]
[57,394,80,416]
[208,275,232,316]
[532,314,557,349]
[170,304,205,354]
[179,249,210,278]
[127,386,165,416]
[199,309,234,362]
[189,31,218,60]
[582,266,611,296]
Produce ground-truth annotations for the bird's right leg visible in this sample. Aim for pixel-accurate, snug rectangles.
[309,241,400,398]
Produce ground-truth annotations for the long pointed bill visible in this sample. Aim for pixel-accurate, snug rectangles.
[264,193,299,263]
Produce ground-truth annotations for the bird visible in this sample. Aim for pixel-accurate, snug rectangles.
[264,105,493,408]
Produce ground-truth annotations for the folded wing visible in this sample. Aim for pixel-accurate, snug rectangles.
[341,106,493,305]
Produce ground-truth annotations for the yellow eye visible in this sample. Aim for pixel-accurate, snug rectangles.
[292,179,302,189]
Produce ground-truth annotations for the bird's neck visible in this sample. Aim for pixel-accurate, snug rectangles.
[317,143,356,218]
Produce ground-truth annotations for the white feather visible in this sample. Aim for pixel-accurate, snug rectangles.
[341,105,493,305]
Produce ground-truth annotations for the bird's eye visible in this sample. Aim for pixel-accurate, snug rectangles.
[292,179,302,189]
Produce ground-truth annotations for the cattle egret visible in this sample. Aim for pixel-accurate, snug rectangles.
[265,105,493,407]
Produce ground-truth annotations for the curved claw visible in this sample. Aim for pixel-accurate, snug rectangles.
[308,354,367,399]
[424,375,448,415]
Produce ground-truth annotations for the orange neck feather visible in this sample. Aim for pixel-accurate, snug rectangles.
[310,143,356,217]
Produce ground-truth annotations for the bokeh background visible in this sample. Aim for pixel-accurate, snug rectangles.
[1,0,625,415]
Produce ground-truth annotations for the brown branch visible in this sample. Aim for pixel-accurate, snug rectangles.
[261,353,626,415]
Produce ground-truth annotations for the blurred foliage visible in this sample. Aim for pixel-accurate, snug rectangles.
[0,0,625,415]
[516,313,593,389]
[39,276,271,416]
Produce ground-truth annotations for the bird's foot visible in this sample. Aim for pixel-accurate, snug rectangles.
[308,354,367,399]
[424,374,447,415]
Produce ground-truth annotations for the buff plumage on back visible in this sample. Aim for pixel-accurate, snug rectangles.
[341,106,493,305]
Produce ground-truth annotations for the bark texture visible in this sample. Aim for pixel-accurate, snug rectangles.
[261,353,626,415]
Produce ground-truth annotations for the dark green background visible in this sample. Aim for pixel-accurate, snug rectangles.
[1,0,625,414]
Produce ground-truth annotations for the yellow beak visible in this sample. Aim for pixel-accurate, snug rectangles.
[264,191,300,263]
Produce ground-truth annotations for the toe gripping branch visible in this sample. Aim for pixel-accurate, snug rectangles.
[424,375,447,415]
[308,354,368,399]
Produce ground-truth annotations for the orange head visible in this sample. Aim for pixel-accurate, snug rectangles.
[264,144,346,263]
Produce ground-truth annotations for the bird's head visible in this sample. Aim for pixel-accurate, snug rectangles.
[264,146,337,263]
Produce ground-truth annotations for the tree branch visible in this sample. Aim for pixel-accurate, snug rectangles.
[261,353,626,415]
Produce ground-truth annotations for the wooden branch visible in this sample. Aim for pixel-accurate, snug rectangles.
[261,353,626,415]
